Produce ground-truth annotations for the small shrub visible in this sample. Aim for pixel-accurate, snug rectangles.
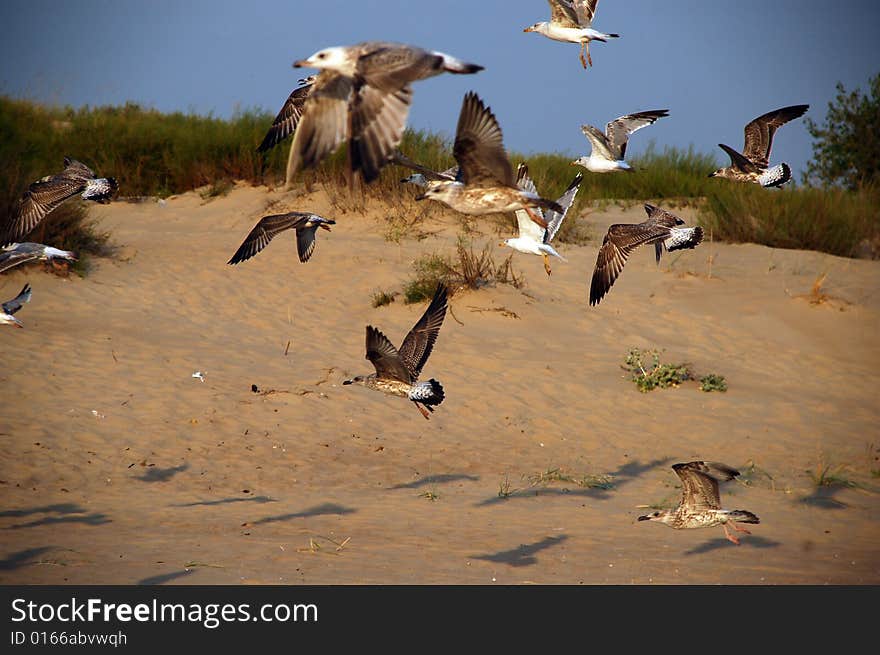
[699,373,728,392]
[371,289,397,308]
[623,348,692,392]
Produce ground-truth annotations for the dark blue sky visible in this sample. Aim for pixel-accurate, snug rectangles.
[2,1,878,178]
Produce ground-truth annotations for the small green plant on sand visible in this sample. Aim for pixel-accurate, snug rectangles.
[699,373,728,392]
[623,349,693,392]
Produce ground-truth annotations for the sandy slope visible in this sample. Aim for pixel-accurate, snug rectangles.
[1,183,878,585]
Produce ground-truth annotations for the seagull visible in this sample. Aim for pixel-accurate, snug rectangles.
[709,104,809,188]
[227,212,335,265]
[589,203,703,306]
[0,242,77,274]
[415,92,564,229]
[1,283,32,328]
[638,461,760,545]
[500,163,582,276]
[3,157,117,245]
[256,76,317,154]
[391,150,459,187]
[288,42,483,186]
[343,282,448,420]
[524,0,619,69]
[572,110,669,173]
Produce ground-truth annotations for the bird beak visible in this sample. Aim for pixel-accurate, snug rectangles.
[292,59,309,69]
[498,241,506,248]
[637,515,650,521]
[708,172,716,178]
[12,319,23,328]
[523,26,534,33]
[342,379,352,385]
[319,223,333,231]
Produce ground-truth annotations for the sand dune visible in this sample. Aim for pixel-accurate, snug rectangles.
[1,183,877,584]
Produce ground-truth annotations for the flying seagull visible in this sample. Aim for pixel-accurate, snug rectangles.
[391,150,459,187]
[415,92,563,229]
[1,283,32,328]
[589,203,703,306]
[524,0,619,69]
[343,282,448,420]
[256,75,317,154]
[709,104,809,188]
[638,461,760,545]
[3,157,117,245]
[0,242,77,274]
[288,41,483,186]
[227,212,335,265]
[572,109,669,173]
[500,163,582,276]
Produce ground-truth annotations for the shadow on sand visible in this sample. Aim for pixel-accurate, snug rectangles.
[471,535,569,567]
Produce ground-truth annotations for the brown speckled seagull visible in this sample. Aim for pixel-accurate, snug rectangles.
[227,212,335,265]
[287,42,483,186]
[343,282,448,420]
[589,203,703,306]
[638,461,760,545]
[415,92,563,229]
[3,158,117,245]
[709,104,809,188]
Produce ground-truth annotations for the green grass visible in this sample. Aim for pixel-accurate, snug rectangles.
[623,349,693,392]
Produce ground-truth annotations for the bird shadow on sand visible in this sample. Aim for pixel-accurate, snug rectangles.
[2,503,111,529]
[0,503,88,518]
[0,546,55,570]
[171,496,277,508]
[475,457,671,507]
[249,502,356,526]
[135,464,189,483]
[683,535,781,556]
[389,474,480,490]
[471,535,568,568]
[138,569,196,585]
[798,486,850,510]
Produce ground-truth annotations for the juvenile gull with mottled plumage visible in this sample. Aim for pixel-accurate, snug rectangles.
[343,282,448,420]
[227,212,335,265]
[638,461,760,545]
[287,42,483,186]
[256,76,317,154]
[415,92,563,229]
[709,104,809,188]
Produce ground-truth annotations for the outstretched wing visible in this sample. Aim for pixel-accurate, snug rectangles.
[547,0,580,27]
[672,461,739,511]
[589,220,672,306]
[397,283,448,380]
[605,109,669,160]
[6,175,86,243]
[718,143,757,172]
[0,245,43,274]
[580,124,615,161]
[2,283,32,315]
[571,0,599,27]
[348,82,413,183]
[513,164,546,242]
[256,78,315,153]
[287,72,353,179]
[390,150,458,182]
[227,212,311,264]
[453,92,513,187]
[544,173,582,244]
[742,104,809,169]
[365,325,413,383]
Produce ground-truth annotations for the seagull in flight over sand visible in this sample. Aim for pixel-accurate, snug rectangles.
[572,109,669,173]
[638,461,760,545]
[3,158,117,245]
[589,203,703,306]
[227,212,335,265]
[288,41,483,186]
[1,283,32,328]
[415,92,564,229]
[343,282,448,420]
[524,0,619,69]
[256,75,317,154]
[500,163,582,276]
[709,104,809,188]
[0,242,77,274]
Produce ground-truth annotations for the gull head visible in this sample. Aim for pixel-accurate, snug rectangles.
[307,216,336,231]
[571,156,589,170]
[708,167,731,179]
[523,22,545,34]
[343,375,364,386]
[414,181,458,202]
[637,510,672,525]
[297,75,317,86]
[294,46,355,75]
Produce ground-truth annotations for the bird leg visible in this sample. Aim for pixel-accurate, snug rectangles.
[579,42,587,68]
[414,402,431,420]
[524,206,548,229]
[542,253,552,276]
[731,522,752,535]
[722,523,741,545]
[579,41,592,68]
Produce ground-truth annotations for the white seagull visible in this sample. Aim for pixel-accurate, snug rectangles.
[524,0,619,69]
[500,163,582,276]
[572,110,669,173]
[0,242,77,274]
[288,42,483,186]
[1,283,32,328]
